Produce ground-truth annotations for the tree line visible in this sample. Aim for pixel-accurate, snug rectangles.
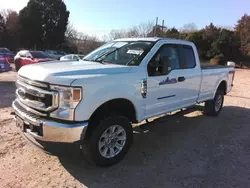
[105,15,250,65]
[0,0,69,51]
[0,0,249,65]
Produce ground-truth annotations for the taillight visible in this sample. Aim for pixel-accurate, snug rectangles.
[229,70,235,86]
[0,57,11,64]
[5,57,11,64]
[232,70,235,85]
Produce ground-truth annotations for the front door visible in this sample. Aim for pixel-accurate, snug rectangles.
[145,44,183,118]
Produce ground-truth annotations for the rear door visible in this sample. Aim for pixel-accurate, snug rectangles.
[176,45,202,107]
[145,43,202,118]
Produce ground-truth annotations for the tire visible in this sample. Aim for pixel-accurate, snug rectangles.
[15,60,21,72]
[81,115,133,166]
[204,89,224,116]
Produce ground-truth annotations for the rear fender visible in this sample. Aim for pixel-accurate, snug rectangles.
[213,79,227,98]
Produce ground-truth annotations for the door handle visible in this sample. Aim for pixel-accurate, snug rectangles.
[178,76,185,82]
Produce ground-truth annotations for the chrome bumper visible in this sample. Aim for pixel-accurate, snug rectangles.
[12,101,88,143]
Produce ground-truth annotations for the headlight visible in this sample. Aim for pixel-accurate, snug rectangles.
[50,85,82,120]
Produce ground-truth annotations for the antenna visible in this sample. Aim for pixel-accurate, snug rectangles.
[162,20,165,37]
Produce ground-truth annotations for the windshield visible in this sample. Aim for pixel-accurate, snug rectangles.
[46,50,57,55]
[30,51,51,58]
[83,41,154,66]
[78,55,85,59]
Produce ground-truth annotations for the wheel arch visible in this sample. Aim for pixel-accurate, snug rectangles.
[214,80,227,97]
[84,98,137,139]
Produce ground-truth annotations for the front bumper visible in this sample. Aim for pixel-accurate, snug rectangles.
[12,100,88,143]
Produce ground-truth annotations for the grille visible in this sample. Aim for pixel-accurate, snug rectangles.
[13,100,45,127]
[14,100,45,119]
[14,100,44,136]
[23,92,52,107]
[15,76,58,114]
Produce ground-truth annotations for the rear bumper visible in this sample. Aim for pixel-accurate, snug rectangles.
[12,101,88,143]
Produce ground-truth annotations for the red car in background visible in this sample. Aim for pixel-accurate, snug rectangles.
[14,50,56,71]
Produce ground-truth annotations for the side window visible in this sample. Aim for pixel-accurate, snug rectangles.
[148,45,181,76]
[65,55,71,59]
[63,55,71,60]
[182,45,196,68]
[73,55,79,60]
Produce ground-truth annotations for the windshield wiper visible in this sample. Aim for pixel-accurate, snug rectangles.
[94,48,118,63]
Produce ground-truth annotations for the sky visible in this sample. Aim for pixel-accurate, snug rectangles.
[0,0,249,38]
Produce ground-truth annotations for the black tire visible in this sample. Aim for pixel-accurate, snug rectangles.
[81,116,133,166]
[15,60,21,72]
[204,89,224,116]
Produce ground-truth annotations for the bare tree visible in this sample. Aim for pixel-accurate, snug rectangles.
[133,21,154,37]
[1,9,13,21]
[71,32,101,54]
[104,21,154,41]
[65,22,78,42]
[179,23,198,33]
[105,29,128,41]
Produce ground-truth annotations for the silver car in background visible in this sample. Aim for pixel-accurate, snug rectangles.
[60,54,85,61]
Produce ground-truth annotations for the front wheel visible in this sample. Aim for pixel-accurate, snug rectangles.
[81,116,133,166]
[204,89,224,116]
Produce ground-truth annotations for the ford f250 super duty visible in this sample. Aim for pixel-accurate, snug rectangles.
[12,38,235,166]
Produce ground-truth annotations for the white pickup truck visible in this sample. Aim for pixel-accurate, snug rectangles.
[12,37,235,166]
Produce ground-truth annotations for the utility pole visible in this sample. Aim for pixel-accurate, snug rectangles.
[153,17,166,37]
[154,17,158,37]
[162,20,165,37]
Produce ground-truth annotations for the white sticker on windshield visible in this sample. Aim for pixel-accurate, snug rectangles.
[127,49,143,55]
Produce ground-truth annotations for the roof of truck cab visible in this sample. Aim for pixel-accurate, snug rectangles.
[114,37,161,42]
[114,37,193,44]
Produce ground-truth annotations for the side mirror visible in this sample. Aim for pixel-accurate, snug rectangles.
[148,56,171,76]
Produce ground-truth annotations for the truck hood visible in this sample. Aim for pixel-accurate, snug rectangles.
[18,60,131,85]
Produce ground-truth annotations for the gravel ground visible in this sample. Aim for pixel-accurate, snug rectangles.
[0,69,250,188]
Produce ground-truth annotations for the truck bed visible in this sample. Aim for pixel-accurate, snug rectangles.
[201,63,230,69]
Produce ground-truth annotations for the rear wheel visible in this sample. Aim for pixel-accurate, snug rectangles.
[204,89,224,116]
[81,115,133,166]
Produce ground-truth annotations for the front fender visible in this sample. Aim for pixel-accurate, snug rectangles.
[74,82,144,122]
